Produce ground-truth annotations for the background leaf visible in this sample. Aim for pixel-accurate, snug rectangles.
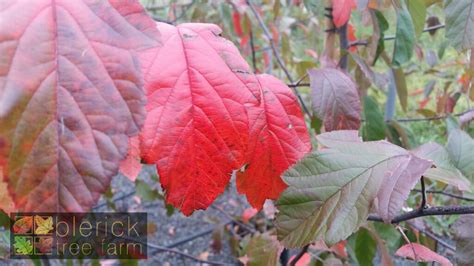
[309,68,361,131]
[445,0,474,50]
[393,3,415,67]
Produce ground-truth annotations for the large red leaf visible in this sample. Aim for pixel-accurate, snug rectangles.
[236,74,311,209]
[309,68,361,131]
[395,243,452,266]
[139,23,261,215]
[0,0,159,212]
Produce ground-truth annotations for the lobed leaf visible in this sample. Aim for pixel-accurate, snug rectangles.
[138,23,310,215]
[236,74,311,209]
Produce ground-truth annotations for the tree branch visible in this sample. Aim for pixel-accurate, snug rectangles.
[413,189,474,202]
[246,0,311,118]
[349,24,446,47]
[368,205,474,224]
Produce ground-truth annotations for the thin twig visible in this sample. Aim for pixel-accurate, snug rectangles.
[394,109,473,122]
[210,205,257,233]
[246,0,311,117]
[289,245,310,266]
[407,221,456,252]
[413,189,474,202]
[249,28,257,72]
[397,225,419,262]
[420,177,427,209]
[92,191,136,210]
[368,205,474,224]
[349,24,446,47]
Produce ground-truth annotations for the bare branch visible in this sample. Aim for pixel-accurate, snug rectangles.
[368,205,474,224]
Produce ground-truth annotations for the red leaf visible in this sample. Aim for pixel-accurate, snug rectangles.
[332,0,356,28]
[0,0,159,212]
[139,23,261,215]
[232,11,243,36]
[289,253,311,266]
[309,68,361,131]
[395,243,453,266]
[347,24,357,52]
[119,136,143,181]
[237,75,311,209]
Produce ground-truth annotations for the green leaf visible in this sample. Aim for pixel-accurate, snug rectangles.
[392,68,408,112]
[362,96,386,141]
[304,0,323,15]
[407,0,427,38]
[275,131,431,247]
[373,10,389,64]
[414,142,471,191]
[135,180,161,202]
[445,0,474,51]
[13,236,33,255]
[392,3,415,67]
[447,129,474,180]
[243,233,282,266]
[355,228,376,266]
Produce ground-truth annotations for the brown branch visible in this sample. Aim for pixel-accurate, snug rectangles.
[349,24,446,47]
[368,205,474,224]
[210,205,257,233]
[420,177,427,209]
[407,221,456,252]
[413,189,474,202]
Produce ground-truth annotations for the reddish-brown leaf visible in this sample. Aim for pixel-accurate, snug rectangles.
[395,243,453,266]
[0,0,159,212]
[139,23,261,215]
[237,74,311,209]
[309,68,361,131]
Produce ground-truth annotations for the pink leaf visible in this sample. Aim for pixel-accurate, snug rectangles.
[119,136,143,182]
[332,0,356,28]
[242,208,258,223]
[289,253,311,266]
[0,0,159,212]
[395,243,453,266]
